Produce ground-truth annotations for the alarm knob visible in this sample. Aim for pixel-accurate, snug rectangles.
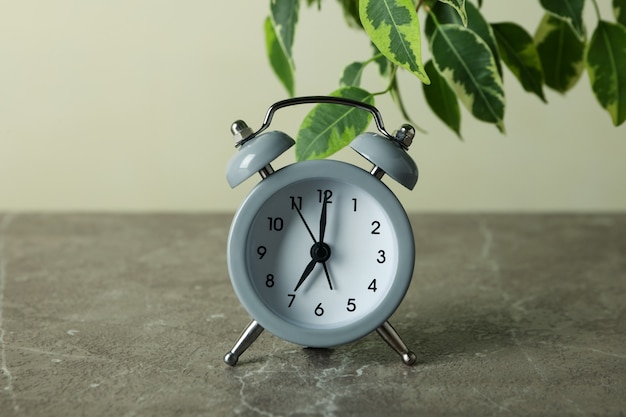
[350,125,419,190]
[226,121,295,188]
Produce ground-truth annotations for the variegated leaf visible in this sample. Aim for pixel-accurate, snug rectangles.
[359,0,430,84]
[265,17,295,96]
[271,0,300,58]
[615,0,626,27]
[438,0,468,26]
[265,0,300,96]
[535,13,586,93]
[492,22,546,102]
[340,62,365,87]
[425,1,501,75]
[586,20,626,126]
[296,87,375,161]
[430,24,505,131]
[539,0,585,40]
[423,60,462,138]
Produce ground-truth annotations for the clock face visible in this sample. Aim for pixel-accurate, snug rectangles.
[228,160,414,348]
[247,176,397,327]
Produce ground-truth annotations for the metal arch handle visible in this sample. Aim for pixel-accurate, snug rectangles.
[252,96,395,140]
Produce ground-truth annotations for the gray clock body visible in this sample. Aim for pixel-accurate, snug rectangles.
[227,159,415,348]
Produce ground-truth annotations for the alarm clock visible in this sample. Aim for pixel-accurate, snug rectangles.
[223,97,419,366]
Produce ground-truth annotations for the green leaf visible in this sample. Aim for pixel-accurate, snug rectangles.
[336,0,363,28]
[265,0,300,96]
[340,62,365,87]
[265,17,295,96]
[430,24,506,131]
[492,22,546,102]
[271,0,300,58]
[586,20,626,126]
[615,0,626,27]
[535,13,586,93]
[438,0,468,26]
[425,1,502,76]
[296,87,375,161]
[423,60,462,138]
[539,0,585,40]
[359,0,430,84]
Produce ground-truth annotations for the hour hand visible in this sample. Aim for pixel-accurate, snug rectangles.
[294,257,317,292]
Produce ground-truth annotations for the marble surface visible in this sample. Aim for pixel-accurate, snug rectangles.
[0,213,624,416]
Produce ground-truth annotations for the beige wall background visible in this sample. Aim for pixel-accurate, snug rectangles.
[1,1,624,212]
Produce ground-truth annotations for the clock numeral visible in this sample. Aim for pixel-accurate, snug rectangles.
[371,221,381,235]
[290,196,302,211]
[257,245,267,259]
[265,274,275,288]
[352,198,357,212]
[376,250,386,264]
[287,293,296,308]
[317,189,333,203]
[346,298,356,312]
[368,279,378,292]
[314,302,325,317]
[267,217,284,231]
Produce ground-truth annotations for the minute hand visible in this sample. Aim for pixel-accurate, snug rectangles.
[319,195,328,243]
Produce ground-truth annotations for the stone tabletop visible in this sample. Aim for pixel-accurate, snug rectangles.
[0,213,624,416]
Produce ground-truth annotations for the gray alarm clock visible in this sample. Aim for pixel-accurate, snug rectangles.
[223,97,419,366]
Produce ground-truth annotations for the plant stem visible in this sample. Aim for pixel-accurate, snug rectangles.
[590,0,601,21]
[374,65,399,96]
[364,53,385,66]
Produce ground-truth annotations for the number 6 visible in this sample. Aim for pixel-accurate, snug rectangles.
[314,303,324,316]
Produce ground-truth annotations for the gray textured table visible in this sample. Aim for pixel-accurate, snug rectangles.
[0,213,624,416]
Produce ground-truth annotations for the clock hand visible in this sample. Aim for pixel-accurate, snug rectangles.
[317,194,333,290]
[322,262,333,290]
[294,194,333,292]
[294,257,317,292]
[294,204,317,243]
[319,194,328,243]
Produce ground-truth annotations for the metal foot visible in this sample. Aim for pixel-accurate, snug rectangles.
[224,320,264,366]
[376,320,417,365]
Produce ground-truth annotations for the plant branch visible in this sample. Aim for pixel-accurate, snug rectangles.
[590,0,602,21]
[415,0,427,13]
[426,6,441,27]
[364,53,385,66]
[374,65,399,96]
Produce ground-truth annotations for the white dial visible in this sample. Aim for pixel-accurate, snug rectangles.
[247,177,398,328]
[227,160,414,348]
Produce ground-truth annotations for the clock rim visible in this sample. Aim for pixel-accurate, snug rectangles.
[227,159,415,348]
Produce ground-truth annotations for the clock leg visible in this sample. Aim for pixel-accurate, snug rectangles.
[376,320,417,366]
[224,320,265,366]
